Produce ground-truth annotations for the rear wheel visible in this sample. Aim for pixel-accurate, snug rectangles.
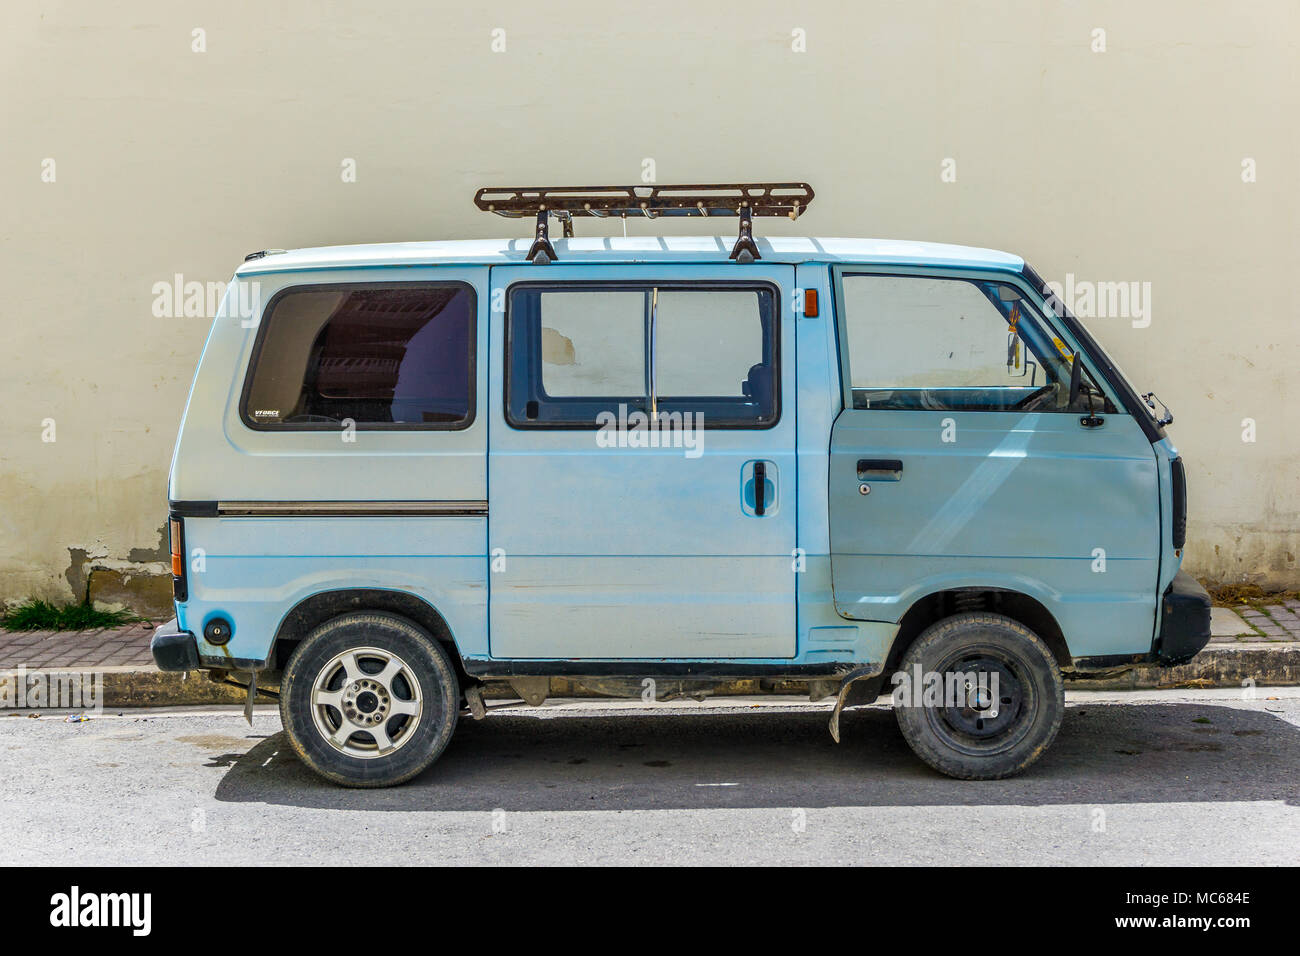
[280,612,459,788]
[893,612,1063,780]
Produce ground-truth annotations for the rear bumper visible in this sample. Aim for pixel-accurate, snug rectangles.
[151,617,201,672]
[1155,569,1212,665]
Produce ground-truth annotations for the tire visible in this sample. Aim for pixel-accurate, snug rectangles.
[893,612,1063,780]
[279,612,459,788]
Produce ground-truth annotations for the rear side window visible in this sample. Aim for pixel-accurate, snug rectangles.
[506,283,779,428]
[242,283,475,430]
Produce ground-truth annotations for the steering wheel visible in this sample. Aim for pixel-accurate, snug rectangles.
[282,414,343,424]
[1010,383,1056,410]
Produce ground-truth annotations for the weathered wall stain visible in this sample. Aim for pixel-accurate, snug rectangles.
[64,548,91,603]
[541,327,576,366]
[127,523,169,564]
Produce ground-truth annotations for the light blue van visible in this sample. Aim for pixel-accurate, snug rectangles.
[152,183,1210,786]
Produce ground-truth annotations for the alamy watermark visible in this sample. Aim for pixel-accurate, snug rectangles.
[152,274,262,325]
[595,403,704,458]
[891,663,1001,713]
[0,667,103,713]
[1041,273,1152,328]
[49,886,150,936]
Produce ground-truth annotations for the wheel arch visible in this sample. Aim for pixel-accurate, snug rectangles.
[882,588,1071,675]
[270,588,468,685]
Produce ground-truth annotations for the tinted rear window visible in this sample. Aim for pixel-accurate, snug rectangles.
[242,283,475,430]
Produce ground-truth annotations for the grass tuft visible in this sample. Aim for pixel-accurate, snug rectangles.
[1204,582,1300,609]
[1,599,137,632]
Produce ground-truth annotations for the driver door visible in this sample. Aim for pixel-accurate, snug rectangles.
[827,269,1161,655]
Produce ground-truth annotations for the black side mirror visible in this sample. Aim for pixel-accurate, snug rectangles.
[1068,357,1082,406]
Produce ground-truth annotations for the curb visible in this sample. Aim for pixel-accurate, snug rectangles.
[4,644,1299,709]
[0,666,248,708]
[1067,644,1300,690]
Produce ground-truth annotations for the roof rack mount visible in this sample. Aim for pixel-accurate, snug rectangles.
[473,182,814,265]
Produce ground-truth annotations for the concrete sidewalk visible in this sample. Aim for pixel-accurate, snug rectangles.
[0,621,157,669]
[0,622,247,706]
[1,603,1298,708]
[1067,601,1300,690]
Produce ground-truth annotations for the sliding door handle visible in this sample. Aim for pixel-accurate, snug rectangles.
[743,460,776,517]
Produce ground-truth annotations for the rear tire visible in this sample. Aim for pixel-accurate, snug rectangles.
[893,612,1063,780]
[280,612,459,788]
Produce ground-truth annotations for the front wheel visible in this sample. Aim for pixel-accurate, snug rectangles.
[280,612,459,788]
[893,612,1063,780]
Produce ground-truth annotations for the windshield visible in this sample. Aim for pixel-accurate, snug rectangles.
[1020,263,1164,432]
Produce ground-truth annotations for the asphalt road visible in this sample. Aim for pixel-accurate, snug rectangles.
[2,689,1298,865]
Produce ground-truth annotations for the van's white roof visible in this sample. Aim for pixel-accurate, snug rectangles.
[236,236,1024,275]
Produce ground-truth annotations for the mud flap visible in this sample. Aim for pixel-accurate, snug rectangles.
[243,670,257,726]
[464,684,487,720]
[828,666,881,743]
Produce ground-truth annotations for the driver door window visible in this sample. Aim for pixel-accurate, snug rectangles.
[840,274,1106,413]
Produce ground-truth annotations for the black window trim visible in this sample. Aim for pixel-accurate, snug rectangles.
[238,280,478,433]
[503,279,782,431]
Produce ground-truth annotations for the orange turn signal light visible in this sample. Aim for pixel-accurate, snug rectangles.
[169,518,184,577]
[803,289,819,317]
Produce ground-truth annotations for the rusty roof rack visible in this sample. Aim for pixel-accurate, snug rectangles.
[473,182,814,264]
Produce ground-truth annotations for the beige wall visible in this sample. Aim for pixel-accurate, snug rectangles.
[2,0,1297,607]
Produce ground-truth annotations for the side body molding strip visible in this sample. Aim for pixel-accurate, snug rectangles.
[169,500,488,517]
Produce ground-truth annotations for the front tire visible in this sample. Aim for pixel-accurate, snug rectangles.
[280,612,459,788]
[893,612,1063,780]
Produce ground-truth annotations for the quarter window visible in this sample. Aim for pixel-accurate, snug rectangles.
[242,283,475,430]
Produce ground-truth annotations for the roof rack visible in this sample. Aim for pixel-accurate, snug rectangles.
[473,182,814,265]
